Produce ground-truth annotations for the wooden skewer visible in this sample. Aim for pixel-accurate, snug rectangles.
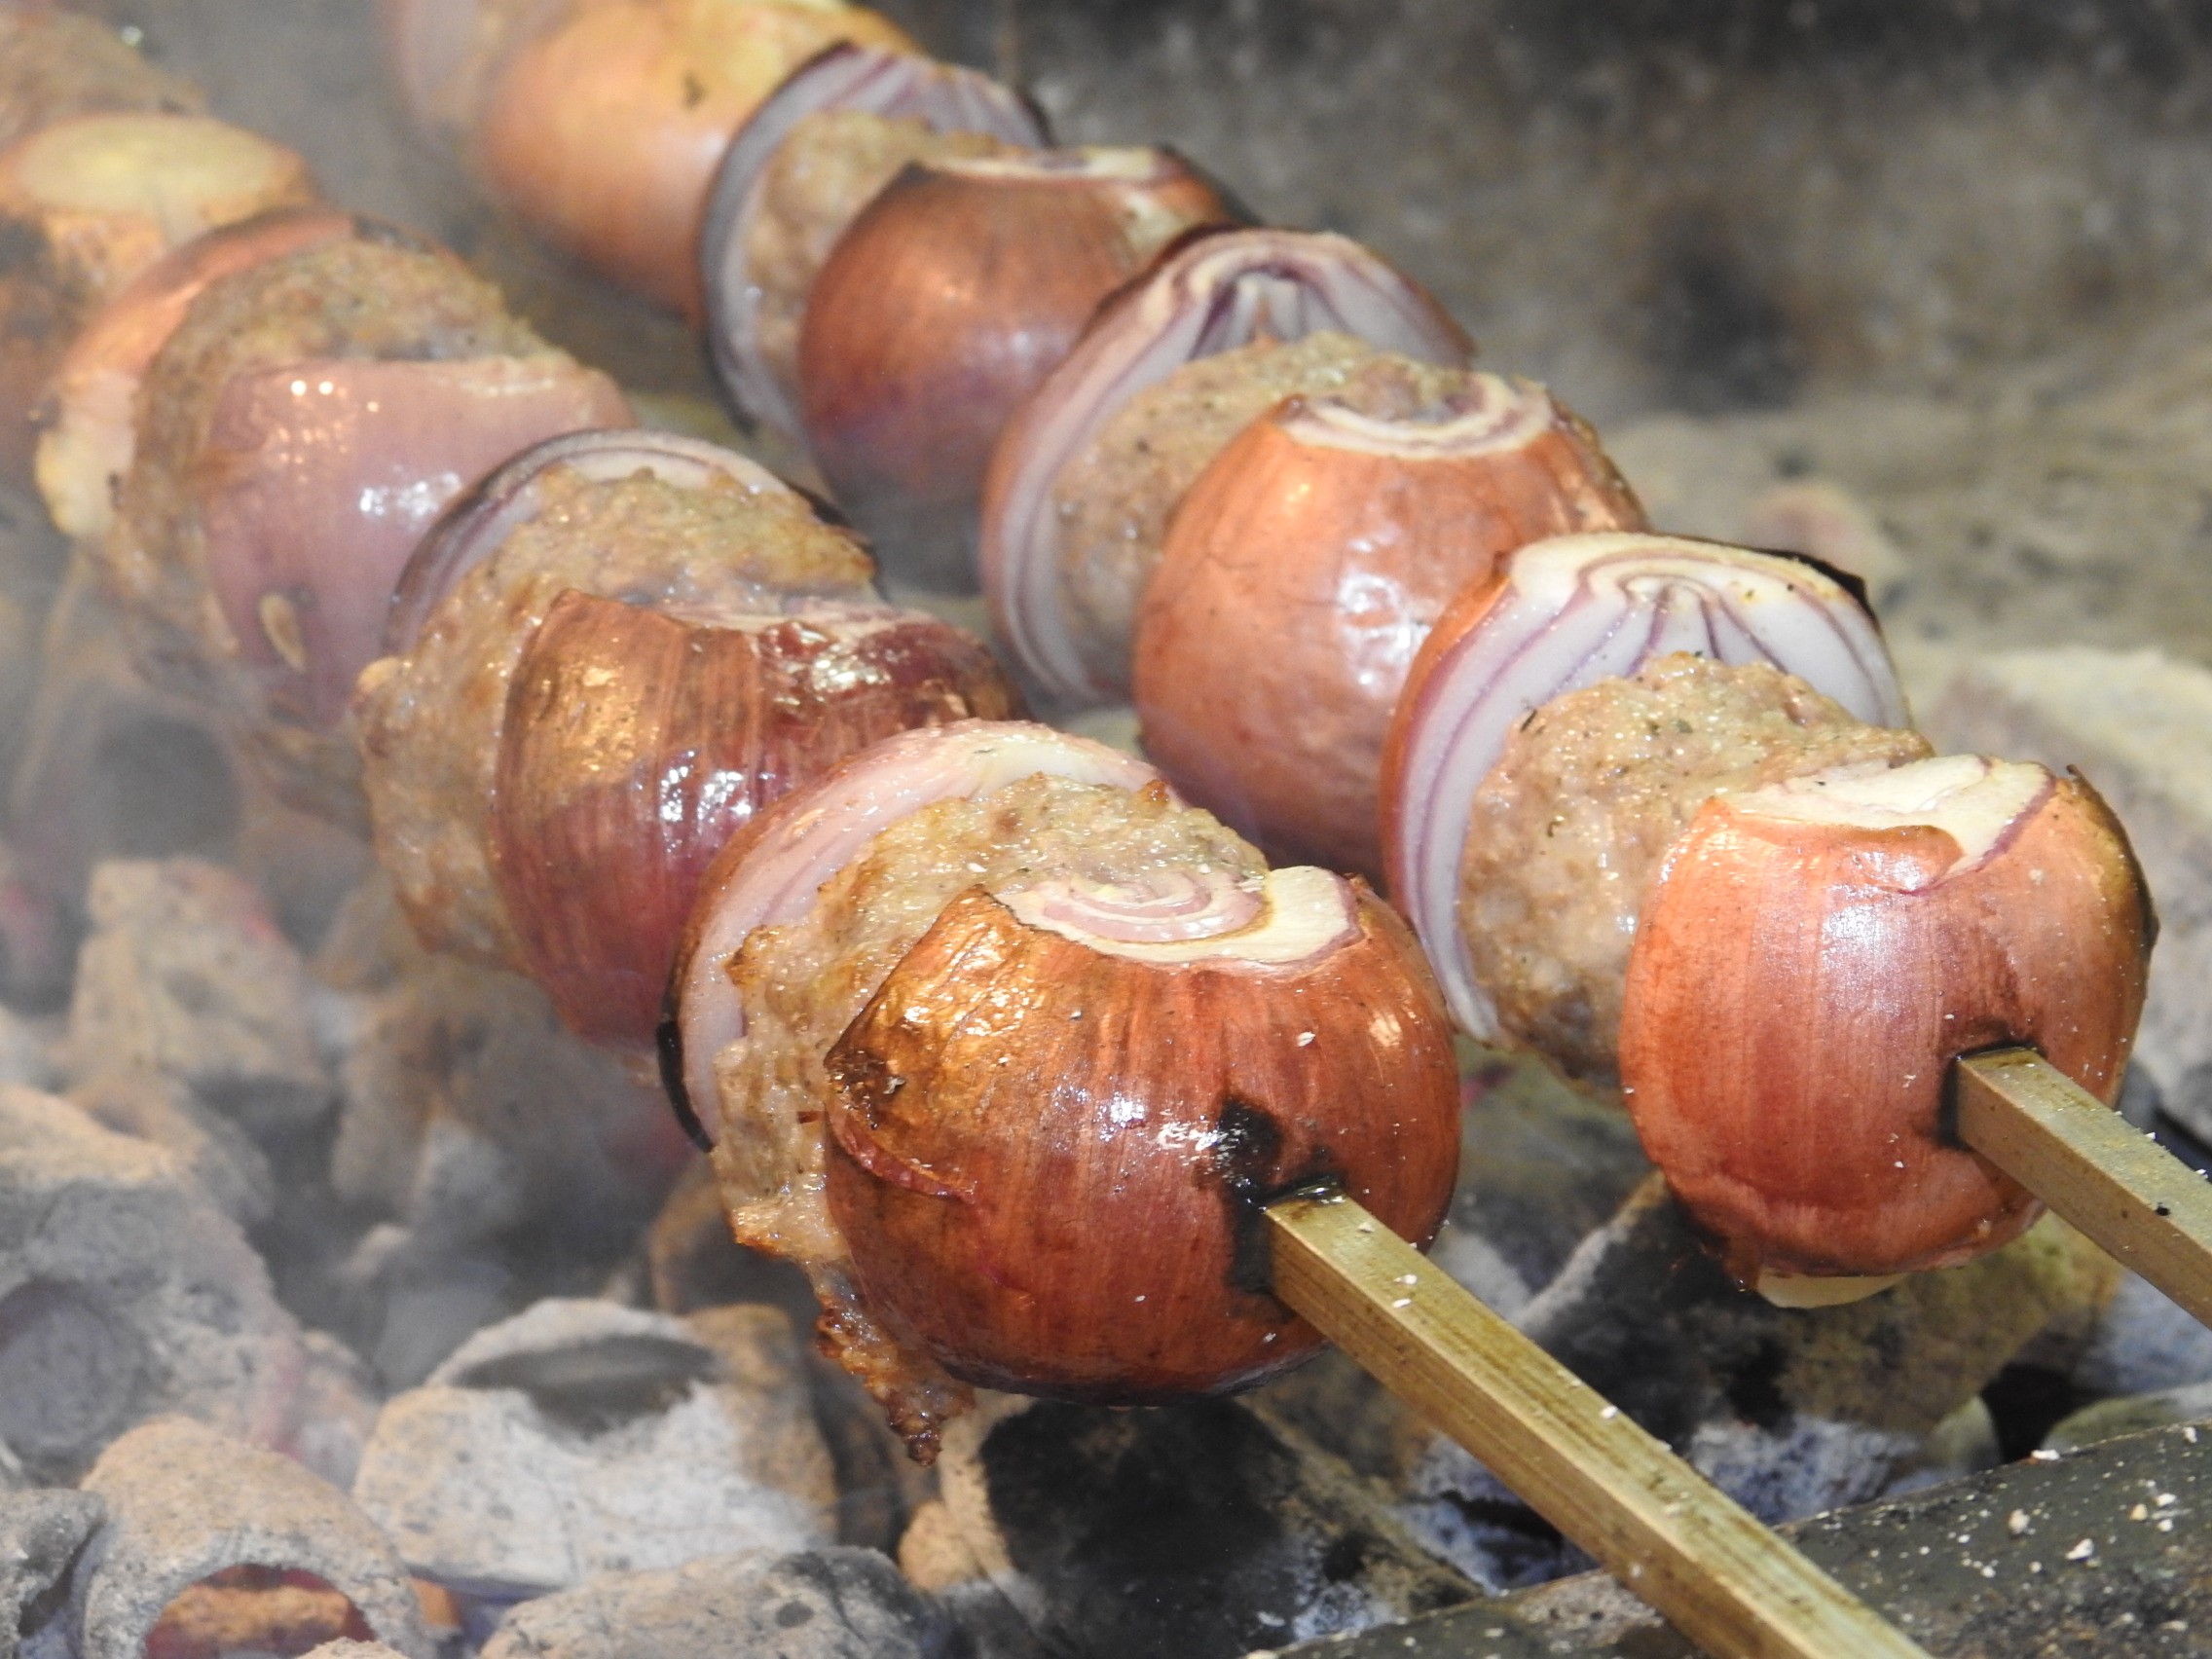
[1266,1192,1932,1659]
[1957,1046,2212,1327]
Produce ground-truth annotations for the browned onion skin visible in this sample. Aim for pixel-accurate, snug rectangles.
[492,589,1019,1046]
[1620,767,2153,1282]
[468,0,916,317]
[797,149,1235,591]
[1134,376,1644,878]
[825,881,1460,1402]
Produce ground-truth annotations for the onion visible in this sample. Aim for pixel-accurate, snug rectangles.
[981,228,1473,706]
[492,589,1018,1047]
[824,872,1459,1402]
[1620,756,2153,1281]
[669,719,1157,1145]
[196,354,630,727]
[1133,371,1643,877]
[468,0,916,317]
[1381,531,1909,1040]
[699,42,1047,438]
[0,111,315,481]
[34,205,356,542]
[797,146,1233,593]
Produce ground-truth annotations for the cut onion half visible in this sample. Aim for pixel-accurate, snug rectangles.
[980,227,1474,706]
[669,719,1159,1143]
[700,41,1047,437]
[1382,530,1908,1040]
[382,427,790,656]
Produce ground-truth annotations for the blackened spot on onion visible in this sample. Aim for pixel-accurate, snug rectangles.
[1210,1096,1344,1299]
[657,991,713,1153]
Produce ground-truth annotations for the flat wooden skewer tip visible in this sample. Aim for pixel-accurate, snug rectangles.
[1265,1192,1931,1659]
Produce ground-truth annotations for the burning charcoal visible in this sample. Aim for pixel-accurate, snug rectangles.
[72,1416,431,1659]
[1931,646,2212,1139]
[0,1490,103,1659]
[0,1086,324,1484]
[350,1299,834,1600]
[1393,1177,2116,1587]
[330,950,684,1266]
[64,859,330,1135]
[476,1549,953,1659]
[68,1068,273,1228]
[922,1394,1475,1659]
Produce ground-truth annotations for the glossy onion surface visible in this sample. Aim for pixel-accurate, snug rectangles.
[1621,756,2153,1280]
[1134,374,1643,877]
[797,147,1231,592]
[1382,531,1908,1040]
[700,42,1046,437]
[982,228,1472,706]
[824,876,1461,1400]
[494,590,1018,1046]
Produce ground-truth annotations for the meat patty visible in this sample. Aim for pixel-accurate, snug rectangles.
[1457,652,1933,1084]
[355,462,875,967]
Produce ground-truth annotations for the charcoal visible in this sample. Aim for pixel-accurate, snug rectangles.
[0,1491,103,1659]
[2046,1381,2212,1452]
[72,1417,429,1659]
[1930,645,2212,1138]
[1395,1178,2117,1587]
[0,1085,330,1484]
[64,859,330,1135]
[0,1005,55,1091]
[304,1646,413,1659]
[476,1548,954,1659]
[2073,1270,2212,1396]
[67,1069,274,1228]
[350,1299,833,1599]
[923,1394,1476,1659]
[0,841,75,1013]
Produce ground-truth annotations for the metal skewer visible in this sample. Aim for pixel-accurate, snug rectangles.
[1957,1046,2212,1327]
[1265,1191,1932,1659]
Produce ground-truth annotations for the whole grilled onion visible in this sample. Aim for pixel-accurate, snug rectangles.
[356,427,880,974]
[468,0,916,317]
[826,873,1459,1403]
[492,588,1017,1046]
[1133,370,1644,878]
[35,205,357,543]
[1620,756,2153,1288]
[1382,531,1909,1041]
[982,228,1473,707]
[0,111,315,480]
[796,146,1234,592]
[670,719,1458,1452]
[700,42,1047,437]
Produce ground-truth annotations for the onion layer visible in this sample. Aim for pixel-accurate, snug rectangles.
[469,0,917,317]
[797,146,1232,593]
[700,42,1047,437]
[823,875,1459,1401]
[493,590,1018,1046]
[1381,531,1908,1039]
[981,228,1473,706]
[1619,756,2153,1280]
[1134,374,1644,876]
[197,354,630,726]
[670,719,1158,1144]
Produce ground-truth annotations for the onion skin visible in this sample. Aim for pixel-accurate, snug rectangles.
[492,589,1019,1047]
[797,149,1234,592]
[1619,766,2153,1281]
[470,0,916,318]
[824,881,1460,1401]
[34,205,356,543]
[1134,380,1644,878]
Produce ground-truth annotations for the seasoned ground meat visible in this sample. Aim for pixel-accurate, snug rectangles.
[742,108,1010,408]
[356,463,874,968]
[1457,653,1932,1083]
[0,11,202,154]
[1051,329,1390,687]
[708,770,1261,1443]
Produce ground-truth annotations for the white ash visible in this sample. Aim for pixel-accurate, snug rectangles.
[73,1415,431,1659]
[63,859,329,1136]
[350,1299,834,1601]
[0,1489,102,1659]
[68,1069,273,1229]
